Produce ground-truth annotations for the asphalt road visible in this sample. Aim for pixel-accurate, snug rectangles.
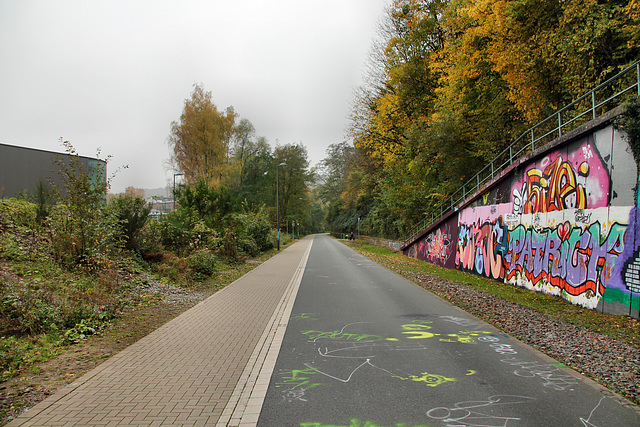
[257,235,640,427]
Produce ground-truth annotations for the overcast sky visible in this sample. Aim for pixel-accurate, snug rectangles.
[0,0,390,193]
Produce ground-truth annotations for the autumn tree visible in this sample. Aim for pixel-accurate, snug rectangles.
[318,142,355,203]
[317,141,373,234]
[436,0,640,124]
[338,0,640,240]
[124,186,145,197]
[168,83,236,188]
[351,0,445,164]
[229,118,276,208]
[346,0,452,236]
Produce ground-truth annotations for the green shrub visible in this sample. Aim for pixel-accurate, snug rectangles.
[158,209,199,253]
[136,219,165,262]
[222,209,273,258]
[0,199,37,229]
[192,220,221,251]
[31,179,56,223]
[109,194,152,250]
[48,202,121,271]
[0,234,30,262]
[0,269,123,338]
[48,139,122,271]
[186,249,216,281]
[243,208,274,252]
[63,318,107,345]
[237,236,259,257]
[0,283,63,334]
[152,253,188,282]
[221,227,239,261]
[177,180,239,227]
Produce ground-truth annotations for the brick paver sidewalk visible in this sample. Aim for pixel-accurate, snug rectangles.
[9,237,314,427]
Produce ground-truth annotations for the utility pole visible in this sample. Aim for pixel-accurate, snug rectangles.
[276,162,286,250]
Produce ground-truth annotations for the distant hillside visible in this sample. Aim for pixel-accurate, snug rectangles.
[144,187,168,198]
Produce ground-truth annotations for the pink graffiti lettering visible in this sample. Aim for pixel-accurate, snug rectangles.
[455,218,507,280]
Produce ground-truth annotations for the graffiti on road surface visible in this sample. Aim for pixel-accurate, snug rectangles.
[500,357,578,391]
[300,421,431,427]
[275,318,494,402]
[426,394,536,427]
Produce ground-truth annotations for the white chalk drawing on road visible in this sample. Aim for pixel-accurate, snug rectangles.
[580,396,606,427]
[304,359,396,383]
[426,394,536,427]
[317,341,431,359]
[301,322,396,343]
[439,315,482,328]
[501,357,579,391]
[478,336,519,355]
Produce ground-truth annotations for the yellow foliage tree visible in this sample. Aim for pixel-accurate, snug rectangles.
[627,0,640,48]
[436,0,639,123]
[168,83,236,188]
[343,0,639,237]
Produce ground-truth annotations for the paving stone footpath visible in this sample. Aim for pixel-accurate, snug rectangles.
[8,237,313,427]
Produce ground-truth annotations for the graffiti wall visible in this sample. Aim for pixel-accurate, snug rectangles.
[456,204,511,281]
[503,206,626,309]
[511,138,611,215]
[407,215,457,268]
[405,124,640,318]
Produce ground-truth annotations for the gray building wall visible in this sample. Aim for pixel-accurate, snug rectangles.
[0,143,106,198]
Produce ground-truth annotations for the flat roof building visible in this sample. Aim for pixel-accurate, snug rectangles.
[0,142,106,198]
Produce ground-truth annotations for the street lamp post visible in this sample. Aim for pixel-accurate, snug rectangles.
[276,162,286,250]
[297,197,302,239]
[173,172,184,211]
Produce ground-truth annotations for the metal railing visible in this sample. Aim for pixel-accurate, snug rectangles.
[404,60,640,245]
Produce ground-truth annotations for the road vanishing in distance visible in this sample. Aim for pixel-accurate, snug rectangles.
[257,234,640,427]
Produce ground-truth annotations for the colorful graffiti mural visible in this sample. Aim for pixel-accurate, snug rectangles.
[455,205,630,309]
[456,204,511,281]
[418,226,453,264]
[409,217,457,268]
[511,142,610,215]
[603,206,640,315]
[505,208,629,309]
[405,127,640,317]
